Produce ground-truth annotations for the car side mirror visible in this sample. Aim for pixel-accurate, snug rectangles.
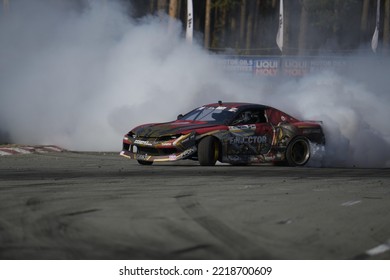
[177,114,184,120]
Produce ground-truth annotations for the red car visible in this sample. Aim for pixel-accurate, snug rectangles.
[120,101,325,166]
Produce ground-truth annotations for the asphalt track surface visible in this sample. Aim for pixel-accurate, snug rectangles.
[0,151,389,260]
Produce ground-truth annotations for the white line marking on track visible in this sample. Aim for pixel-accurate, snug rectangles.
[0,145,64,156]
[0,150,12,156]
[366,240,390,256]
[341,200,362,207]
[10,148,31,154]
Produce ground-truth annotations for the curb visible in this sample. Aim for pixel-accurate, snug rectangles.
[0,145,64,156]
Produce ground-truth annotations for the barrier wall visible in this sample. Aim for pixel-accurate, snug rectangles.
[219,56,348,77]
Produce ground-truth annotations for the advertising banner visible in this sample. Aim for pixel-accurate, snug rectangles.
[309,58,347,73]
[220,56,347,78]
[254,58,280,76]
[222,57,254,77]
[282,58,309,77]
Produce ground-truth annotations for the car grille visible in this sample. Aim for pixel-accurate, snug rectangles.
[137,136,177,142]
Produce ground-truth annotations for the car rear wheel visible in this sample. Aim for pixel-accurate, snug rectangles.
[137,160,153,165]
[286,136,310,166]
[198,136,219,166]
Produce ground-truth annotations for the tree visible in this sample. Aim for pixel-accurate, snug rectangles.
[245,0,256,53]
[239,0,246,49]
[132,0,388,55]
[298,0,309,55]
[360,0,370,37]
[2,0,9,14]
[204,0,212,48]
[157,0,168,12]
[169,0,179,18]
[384,0,390,53]
[211,0,239,49]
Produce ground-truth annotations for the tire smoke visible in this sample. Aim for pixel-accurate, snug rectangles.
[0,0,389,167]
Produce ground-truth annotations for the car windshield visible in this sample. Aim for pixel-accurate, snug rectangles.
[180,106,235,124]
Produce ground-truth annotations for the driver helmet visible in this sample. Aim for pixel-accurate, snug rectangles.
[243,111,252,122]
[235,111,252,124]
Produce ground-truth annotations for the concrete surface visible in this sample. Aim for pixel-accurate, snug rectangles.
[0,151,389,260]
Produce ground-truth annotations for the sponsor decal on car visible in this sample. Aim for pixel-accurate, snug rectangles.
[136,154,151,160]
[228,124,256,132]
[169,154,177,160]
[177,146,197,160]
[161,142,173,146]
[229,135,268,144]
[134,139,153,146]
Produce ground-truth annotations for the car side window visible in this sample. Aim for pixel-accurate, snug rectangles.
[232,111,250,125]
[232,110,267,125]
[252,110,267,123]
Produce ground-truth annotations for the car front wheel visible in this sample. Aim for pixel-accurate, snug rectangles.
[286,136,311,166]
[198,136,219,166]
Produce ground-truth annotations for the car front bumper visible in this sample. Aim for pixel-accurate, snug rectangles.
[119,133,197,163]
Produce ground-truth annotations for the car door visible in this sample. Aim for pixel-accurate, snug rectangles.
[226,109,273,157]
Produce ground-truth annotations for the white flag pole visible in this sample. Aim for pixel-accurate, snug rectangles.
[276,0,284,53]
[371,0,380,53]
[186,0,193,43]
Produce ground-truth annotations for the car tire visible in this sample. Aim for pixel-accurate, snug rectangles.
[137,160,153,165]
[198,136,219,166]
[286,136,311,166]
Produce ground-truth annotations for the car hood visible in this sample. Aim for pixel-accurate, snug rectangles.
[132,121,220,138]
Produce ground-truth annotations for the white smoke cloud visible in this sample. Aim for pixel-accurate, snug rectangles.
[0,0,389,167]
[261,71,390,168]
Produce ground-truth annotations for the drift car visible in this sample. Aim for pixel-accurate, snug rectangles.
[120,101,325,166]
